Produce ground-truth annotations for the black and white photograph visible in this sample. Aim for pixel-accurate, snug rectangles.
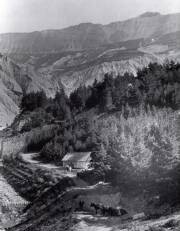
[0,0,180,230]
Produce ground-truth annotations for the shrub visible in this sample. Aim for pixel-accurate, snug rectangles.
[77,168,106,185]
[38,140,64,164]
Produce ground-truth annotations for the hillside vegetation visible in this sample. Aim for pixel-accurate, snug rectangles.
[11,60,180,215]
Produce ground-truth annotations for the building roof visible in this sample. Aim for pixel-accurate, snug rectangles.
[62,152,91,163]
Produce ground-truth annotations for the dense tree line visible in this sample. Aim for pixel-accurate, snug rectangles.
[20,61,180,120]
[70,61,180,112]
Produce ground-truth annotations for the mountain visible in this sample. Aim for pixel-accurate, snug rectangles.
[0,12,180,53]
[0,12,180,126]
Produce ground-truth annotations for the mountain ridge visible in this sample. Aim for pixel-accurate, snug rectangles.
[0,11,163,34]
[1,12,180,53]
[0,11,174,35]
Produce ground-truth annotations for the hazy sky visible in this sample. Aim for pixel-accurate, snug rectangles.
[0,0,180,33]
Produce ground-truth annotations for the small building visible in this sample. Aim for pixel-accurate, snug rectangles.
[62,152,92,169]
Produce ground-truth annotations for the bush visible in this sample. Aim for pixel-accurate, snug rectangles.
[77,168,106,185]
[38,140,64,164]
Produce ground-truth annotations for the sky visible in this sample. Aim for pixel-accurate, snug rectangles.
[0,0,180,33]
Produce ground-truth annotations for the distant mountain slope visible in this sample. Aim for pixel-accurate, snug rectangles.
[0,12,180,53]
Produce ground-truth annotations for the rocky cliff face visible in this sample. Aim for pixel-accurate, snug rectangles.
[0,54,63,128]
[0,54,22,128]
